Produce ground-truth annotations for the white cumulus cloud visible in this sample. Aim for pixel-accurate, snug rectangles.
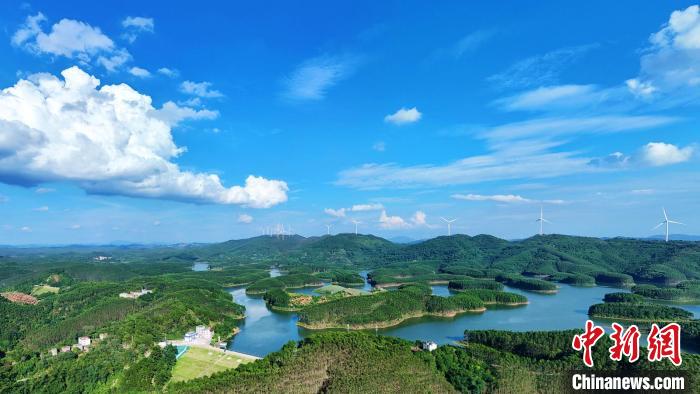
[379,210,430,229]
[180,81,223,98]
[325,203,384,218]
[641,142,694,166]
[157,67,179,78]
[384,107,422,125]
[633,5,700,100]
[379,210,408,229]
[238,213,253,224]
[411,210,427,226]
[324,208,346,218]
[129,66,151,78]
[121,16,154,43]
[12,13,130,71]
[0,67,288,208]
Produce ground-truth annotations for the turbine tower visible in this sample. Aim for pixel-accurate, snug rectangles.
[536,206,551,236]
[351,220,360,235]
[653,207,684,242]
[440,217,457,236]
[325,224,332,235]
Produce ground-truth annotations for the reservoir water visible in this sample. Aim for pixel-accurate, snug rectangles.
[227,271,699,357]
[192,262,210,271]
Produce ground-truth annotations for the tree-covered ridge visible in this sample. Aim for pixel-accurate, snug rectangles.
[460,329,700,393]
[632,283,700,303]
[589,299,694,322]
[178,233,700,288]
[169,332,457,393]
[245,273,324,295]
[495,273,558,292]
[448,278,504,291]
[4,233,699,291]
[315,269,365,286]
[170,329,700,394]
[0,271,256,393]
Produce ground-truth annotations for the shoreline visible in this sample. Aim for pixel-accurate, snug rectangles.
[246,282,325,295]
[375,280,451,288]
[589,314,694,323]
[484,301,529,306]
[530,289,558,294]
[297,307,488,330]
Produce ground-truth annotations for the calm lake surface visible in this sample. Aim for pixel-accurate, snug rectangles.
[227,270,699,357]
[191,262,210,271]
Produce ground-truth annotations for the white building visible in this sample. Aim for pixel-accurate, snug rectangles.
[184,331,197,342]
[421,341,438,352]
[78,336,91,347]
[50,348,58,356]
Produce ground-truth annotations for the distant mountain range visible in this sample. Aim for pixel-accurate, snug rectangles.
[3,233,700,286]
[644,234,700,241]
[387,236,424,244]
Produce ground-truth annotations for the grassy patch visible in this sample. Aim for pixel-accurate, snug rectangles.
[31,284,60,296]
[170,346,253,383]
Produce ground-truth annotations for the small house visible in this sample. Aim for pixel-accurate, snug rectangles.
[78,336,91,347]
[50,348,58,356]
[184,331,196,342]
[99,333,108,340]
[61,345,71,353]
[421,341,438,352]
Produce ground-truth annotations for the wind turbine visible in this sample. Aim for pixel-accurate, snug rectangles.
[325,224,332,235]
[536,206,551,236]
[440,217,456,236]
[653,207,684,242]
[351,220,360,235]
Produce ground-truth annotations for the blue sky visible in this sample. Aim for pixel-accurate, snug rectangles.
[0,1,699,244]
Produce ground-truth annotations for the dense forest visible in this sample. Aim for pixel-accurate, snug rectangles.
[167,329,700,393]
[297,284,526,329]
[0,268,257,393]
[2,233,699,392]
[170,332,458,393]
[589,293,695,322]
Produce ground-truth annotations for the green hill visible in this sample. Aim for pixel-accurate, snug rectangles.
[169,332,457,393]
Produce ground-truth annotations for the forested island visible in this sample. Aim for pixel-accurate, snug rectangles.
[589,292,695,322]
[297,284,526,329]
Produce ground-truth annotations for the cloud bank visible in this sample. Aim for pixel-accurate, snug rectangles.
[0,67,288,208]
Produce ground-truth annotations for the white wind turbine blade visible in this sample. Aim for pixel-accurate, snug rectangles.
[652,222,665,230]
[663,207,668,221]
[667,220,684,225]
[542,218,552,224]
[440,217,448,223]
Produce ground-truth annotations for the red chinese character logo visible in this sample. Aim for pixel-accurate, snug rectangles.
[572,320,605,367]
[608,323,640,362]
[647,323,682,366]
